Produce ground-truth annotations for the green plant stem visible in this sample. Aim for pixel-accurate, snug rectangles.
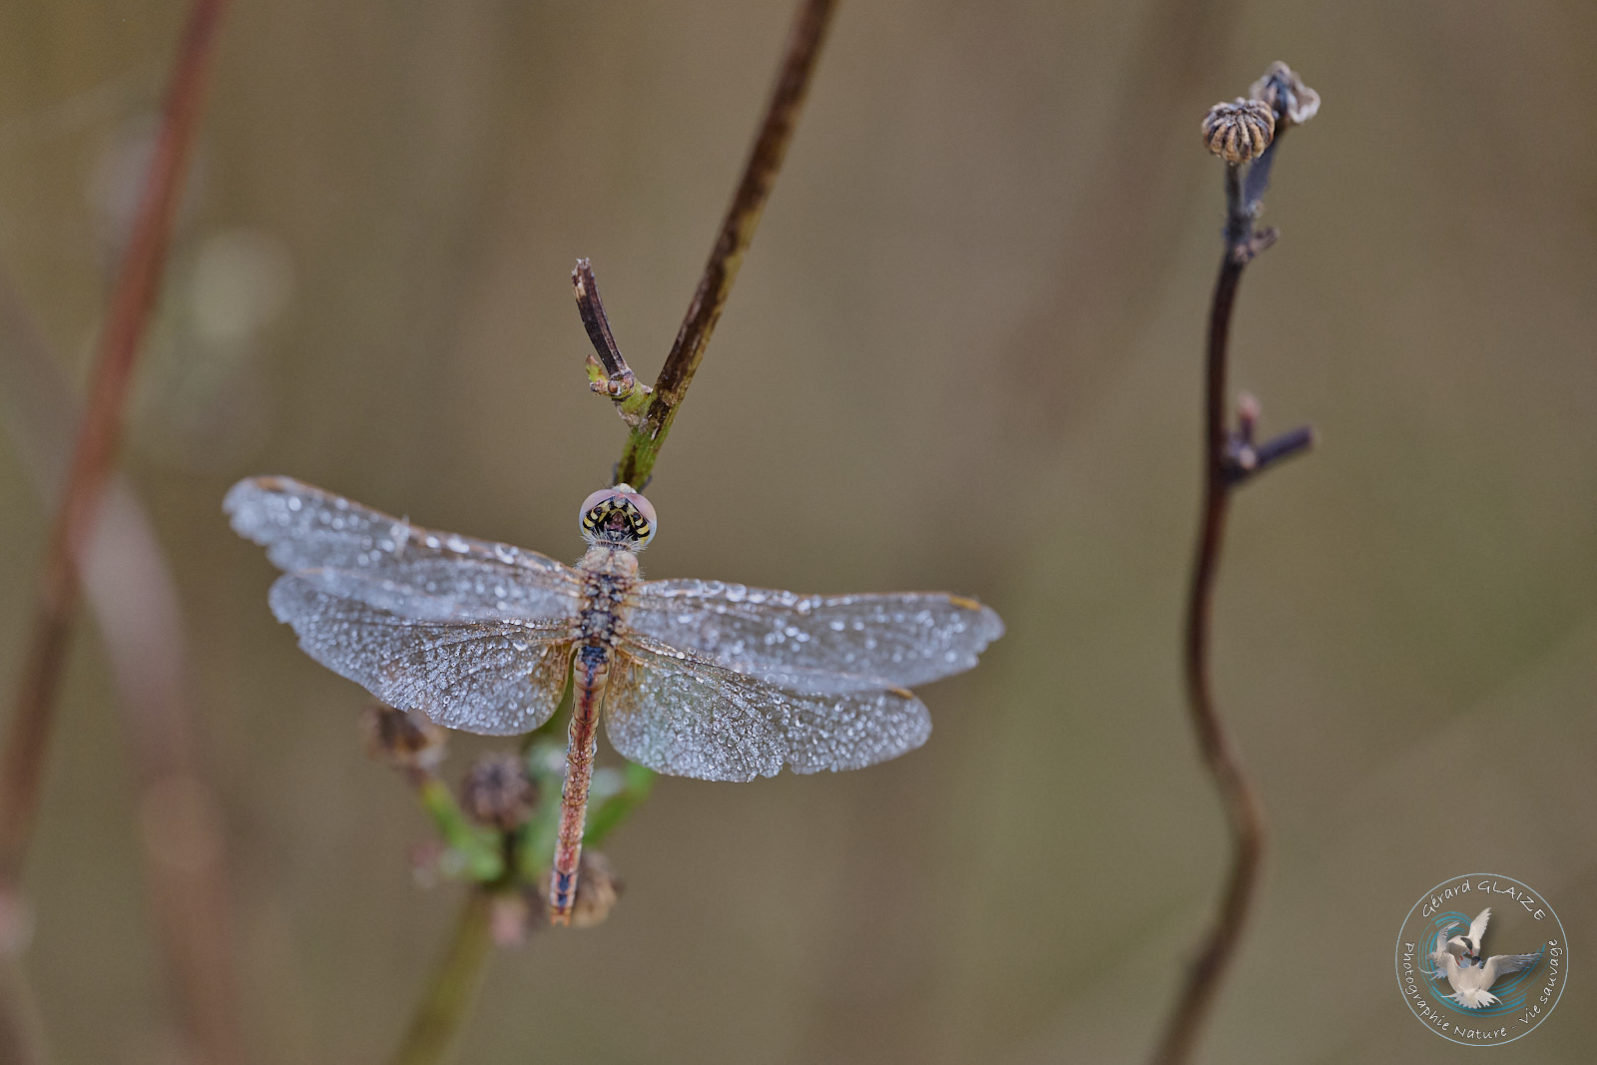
[616,0,837,487]
[417,779,504,883]
[390,890,495,1065]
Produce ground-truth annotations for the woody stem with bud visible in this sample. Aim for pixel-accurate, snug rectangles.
[1151,66,1318,1065]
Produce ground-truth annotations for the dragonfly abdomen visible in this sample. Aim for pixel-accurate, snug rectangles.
[549,642,610,924]
[549,545,639,924]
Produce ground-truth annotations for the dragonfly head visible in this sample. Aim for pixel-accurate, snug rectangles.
[579,484,657,549]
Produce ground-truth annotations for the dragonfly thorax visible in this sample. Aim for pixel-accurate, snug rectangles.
[579,484,656,549]
[575,546,639,646]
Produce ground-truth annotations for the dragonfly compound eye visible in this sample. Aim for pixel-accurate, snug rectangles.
[578,484,657,547]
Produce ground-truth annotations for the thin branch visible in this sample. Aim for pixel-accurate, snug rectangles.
[1151,229,1265,1065]
[1245,425,1314,475]
[1228,394,1313,486]
[615,0,838,487]
[1151,70,1317,1065]
[390,890,495,1065]
[0,0,228,889]
[574,259,641,404]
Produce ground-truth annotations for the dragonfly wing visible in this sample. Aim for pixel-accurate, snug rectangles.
[270,576,574,735]
[604,635,931,781]
[226,476,583,623]
[627,579,1003,692]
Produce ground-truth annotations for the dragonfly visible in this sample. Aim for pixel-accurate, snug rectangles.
[225,476,1003,924]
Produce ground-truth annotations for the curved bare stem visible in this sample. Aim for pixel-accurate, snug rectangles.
[1150,237,1266,1065]
[1152,83,1314,1054]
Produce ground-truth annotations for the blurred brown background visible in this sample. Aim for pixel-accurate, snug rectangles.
[1,1,1594,1063]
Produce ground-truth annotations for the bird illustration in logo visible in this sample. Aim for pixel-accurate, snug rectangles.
[1428,907,1544,1009]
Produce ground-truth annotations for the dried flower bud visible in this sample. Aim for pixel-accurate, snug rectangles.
[1203,99,1274,164]
[537,851,623,929]
[361,704,446,770]
[1249,61,1319,128]
[460,753,536,831]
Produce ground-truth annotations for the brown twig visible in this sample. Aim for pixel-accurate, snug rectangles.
[615,0,838,487]
[574,259,640,403]
[0,0,228,888]
[1151,72,1316,1065]
[1152,229,1266,1065]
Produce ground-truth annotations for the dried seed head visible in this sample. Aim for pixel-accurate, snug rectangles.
[1249,62,1319,128]
[571,852,622,928]
[361,704,446,770]
[1203,99,1275,164]
[460,753,536,831]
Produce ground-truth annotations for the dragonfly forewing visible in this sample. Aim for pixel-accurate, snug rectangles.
[226,476,586,623]
[270,576,576,735]
[626,580,1004,693]
[605,634,932,782]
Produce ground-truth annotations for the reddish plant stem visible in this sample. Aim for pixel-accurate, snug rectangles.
[0,0,229,887]
[0,263,243,1063]
[1150,164,1269,1065]
[616,0,837,487]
